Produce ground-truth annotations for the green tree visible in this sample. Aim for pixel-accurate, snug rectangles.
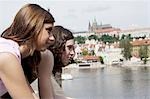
[82,49,88,56]
[99,56,104,64]
[113,35,119,42]
[100,34,114,43]
[120,36,132,60]
[88,35,99,40]
[74,36,86,44]
[120,34,125,40]
[139,45,149,64]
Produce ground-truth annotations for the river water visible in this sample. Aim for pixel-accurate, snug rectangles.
[62,66,150,99]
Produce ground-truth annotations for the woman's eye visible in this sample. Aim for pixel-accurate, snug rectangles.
[67,46,74,50]
[46,27,52,33]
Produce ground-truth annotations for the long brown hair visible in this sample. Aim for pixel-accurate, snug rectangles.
[48,26,74,74]
[1,4,55,46]
[1,4,55,82]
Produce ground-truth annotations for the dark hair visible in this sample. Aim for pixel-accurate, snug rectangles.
[50,26,74,50]
[1,4,55,82]
[21,51,41,82]
[48,26,74,74]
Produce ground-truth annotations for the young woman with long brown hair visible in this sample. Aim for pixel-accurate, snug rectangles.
[49,26,75,87]
[0,4,55,99]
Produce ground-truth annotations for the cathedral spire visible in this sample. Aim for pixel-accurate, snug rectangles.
[88,21,91,32]
[92,18,97,31]
[93,18,97,25]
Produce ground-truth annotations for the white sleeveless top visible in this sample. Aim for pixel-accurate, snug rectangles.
[0,37,21,96]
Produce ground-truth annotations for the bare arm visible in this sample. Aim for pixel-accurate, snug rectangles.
[38,50,73,99]
[51,76,71,99]
[38,50,54,99]
[0,53,35,99]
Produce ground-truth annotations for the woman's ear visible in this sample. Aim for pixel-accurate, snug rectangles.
[62,43,66,51]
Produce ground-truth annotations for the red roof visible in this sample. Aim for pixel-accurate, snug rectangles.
[131,39,150,46]
[83,55,99,60]
[95,28,121,33]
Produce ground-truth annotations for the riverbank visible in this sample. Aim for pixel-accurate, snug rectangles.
[63,61,150,71]
[122,60,150,67]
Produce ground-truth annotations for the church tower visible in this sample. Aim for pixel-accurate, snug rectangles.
[92,18,97,31]
[88,21,91,32]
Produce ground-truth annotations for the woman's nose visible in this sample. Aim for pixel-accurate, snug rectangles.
[49,35,55,41]
[70,50,75,57]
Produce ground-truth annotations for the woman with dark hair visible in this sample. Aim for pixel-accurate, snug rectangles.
[0,4,55,99]
[49,26,75,87]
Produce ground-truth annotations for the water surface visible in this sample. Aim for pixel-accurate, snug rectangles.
[62,66,150,99]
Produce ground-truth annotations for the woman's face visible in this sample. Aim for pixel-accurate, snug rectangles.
[36,23,55,51]
[61,39,75,66]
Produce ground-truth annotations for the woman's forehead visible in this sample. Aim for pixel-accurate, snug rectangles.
[65,39,74,45]
[43,23,53,28]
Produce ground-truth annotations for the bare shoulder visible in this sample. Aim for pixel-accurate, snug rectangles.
[0,53,34,98]
[41,49,54,60]
[38,49,54,72]
[0,52,23,81]
[0,52,20,70]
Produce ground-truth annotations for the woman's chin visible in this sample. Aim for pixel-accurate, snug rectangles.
[63,61,70,66]
[38,47,47,52]
[41,49,46,52]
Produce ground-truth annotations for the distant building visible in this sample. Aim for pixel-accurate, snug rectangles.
[82,55,99,62]
[73,19,121,38]
[88,18,121,36]
[73,31,94,37]
[131,38,150,57]
[119,28,150,39]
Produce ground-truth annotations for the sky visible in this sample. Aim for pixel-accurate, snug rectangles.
[0,0,150,33]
